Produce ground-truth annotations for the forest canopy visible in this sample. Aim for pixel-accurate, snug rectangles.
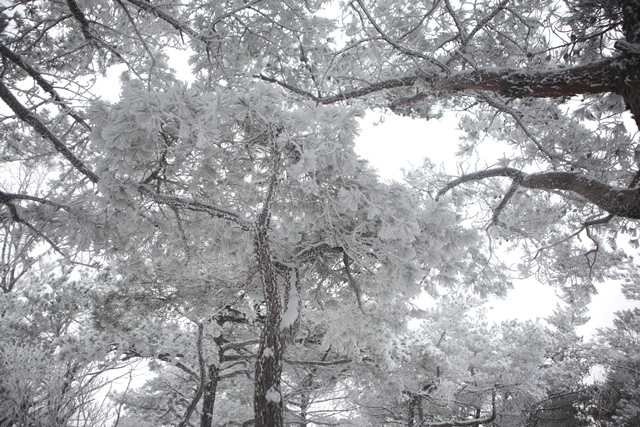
[1,0,640,426]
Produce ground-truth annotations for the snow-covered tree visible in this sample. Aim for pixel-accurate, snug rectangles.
[1,1,640,426]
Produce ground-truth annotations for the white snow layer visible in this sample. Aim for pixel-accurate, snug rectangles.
[280,268,299,330]
[266,386,281,403]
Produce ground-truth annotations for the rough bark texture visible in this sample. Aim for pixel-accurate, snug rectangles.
[434,56,622,98]
[200,364,219,427]
[438,168,640,219]
[251,145,284,427]
[253,220,284,427]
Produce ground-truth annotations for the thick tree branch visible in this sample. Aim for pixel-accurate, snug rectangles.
[438,167,640,219]
[0,79,100,183]
[138,187,253,231]
[438,56,621,98]
[261,55,627,107]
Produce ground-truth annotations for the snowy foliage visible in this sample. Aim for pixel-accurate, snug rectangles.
[0,0,639,426]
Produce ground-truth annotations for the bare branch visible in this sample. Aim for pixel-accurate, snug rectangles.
[439,56,621,97]
[343,251,365,313]
[490,180,520,226]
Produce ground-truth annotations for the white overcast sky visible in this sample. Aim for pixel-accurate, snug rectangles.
[355,111,640,337]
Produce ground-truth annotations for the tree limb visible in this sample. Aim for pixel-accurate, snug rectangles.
[0,79,100,183]
[220,338,261,353]
[353,0,449,73]
[138,186,253,231]
[437,167,640,219]
[283,358,352,366]
[0,42,91,131]
[260,55,626,106]
[125,0,219,44]
[420,390,495,427]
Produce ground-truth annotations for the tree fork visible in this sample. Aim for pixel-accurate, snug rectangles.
[437,167,640,219]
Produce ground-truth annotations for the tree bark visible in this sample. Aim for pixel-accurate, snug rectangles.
[433,56,621,98]
[200,364,219,427]
[253,152,284,427]
[438,167,640,219]
[253,220,284,427]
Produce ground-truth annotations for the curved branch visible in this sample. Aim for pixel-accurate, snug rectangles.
[437,167,640,219]
[436,167,524,200]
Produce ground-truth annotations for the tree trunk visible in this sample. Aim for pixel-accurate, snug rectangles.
[253,220,284,427]
[200,363,219,427]
[407,392,423,427]
[298,372,314,427]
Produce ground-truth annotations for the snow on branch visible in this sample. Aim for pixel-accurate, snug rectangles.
[259,55,624,107]
[177,322,206,427]
[139,187,253,231]
[0,79,100,184]
[421,390,495,427]
[125,0,218,44]
[0,42,91,131]
[256,73,418,104]
[437,167,640,219]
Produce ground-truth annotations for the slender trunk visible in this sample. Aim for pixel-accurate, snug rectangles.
[299,372,313,427]
[200,364,219,427]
